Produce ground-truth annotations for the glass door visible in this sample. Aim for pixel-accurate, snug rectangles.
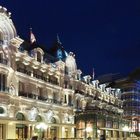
[16,124,27,139]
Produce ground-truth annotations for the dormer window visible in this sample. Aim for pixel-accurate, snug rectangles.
[37,51,41,62]
[35,48,44,63]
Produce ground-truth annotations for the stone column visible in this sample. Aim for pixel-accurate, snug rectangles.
[5,123,16,139]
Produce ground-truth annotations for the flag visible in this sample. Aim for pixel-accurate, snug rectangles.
[30,28,36,44]
[92,68,95,80]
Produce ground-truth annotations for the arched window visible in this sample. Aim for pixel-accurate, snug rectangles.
[51,117,56,123]
[37,51,41,62]
[36,115,42,122]
[16,113,26,138]
[16,112,25,121]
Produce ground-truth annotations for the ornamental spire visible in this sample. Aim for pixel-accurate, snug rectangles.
[56,34,61,44]
[30,28,36,44]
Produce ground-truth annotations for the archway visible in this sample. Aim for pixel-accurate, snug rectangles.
[16,112,27,139]
[48,117,58,139]
[34,115,46,139]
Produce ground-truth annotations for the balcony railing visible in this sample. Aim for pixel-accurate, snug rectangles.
[17,68,31,76]
[17,68,59,86]
[19,91,62,105]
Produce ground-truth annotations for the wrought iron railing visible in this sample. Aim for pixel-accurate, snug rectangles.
[17,68,59,86]
[19,91,62,105]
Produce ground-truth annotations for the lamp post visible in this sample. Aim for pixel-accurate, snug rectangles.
[122,125,130,138]
[36,122,48,139]
[85,126,92,139]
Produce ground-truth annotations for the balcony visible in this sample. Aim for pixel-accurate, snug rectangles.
[38,95,62,105]
[18,91,62,105]
[17,68,59,86]
[17,68,31,76]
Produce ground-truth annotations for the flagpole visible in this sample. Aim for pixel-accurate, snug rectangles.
[92,68,95,80]
[30,27,36,44]
[30,27,32,44]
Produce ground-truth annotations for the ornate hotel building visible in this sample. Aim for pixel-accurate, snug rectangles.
[0,6,130,140]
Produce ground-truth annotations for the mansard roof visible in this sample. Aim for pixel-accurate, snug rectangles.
[19,40,59,63]
[20,40,46,51]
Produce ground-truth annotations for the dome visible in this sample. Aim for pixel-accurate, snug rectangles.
[0,6,17,42]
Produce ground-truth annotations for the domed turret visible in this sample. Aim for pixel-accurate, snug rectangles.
[0,6,17,42]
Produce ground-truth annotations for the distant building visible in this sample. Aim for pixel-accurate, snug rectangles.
[109,68,140,136]
[0,6,130,140]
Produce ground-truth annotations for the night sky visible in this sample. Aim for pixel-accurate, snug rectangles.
[1,0,140,78]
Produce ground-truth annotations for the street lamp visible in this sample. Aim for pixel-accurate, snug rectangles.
[85,126,92,139]
[122,126,130,132]
[86,127,92,133]
[36,122,48,139]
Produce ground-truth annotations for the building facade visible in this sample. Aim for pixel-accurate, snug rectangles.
[113,71,140,136]
[74,81,130,139]
[0,6,130,140]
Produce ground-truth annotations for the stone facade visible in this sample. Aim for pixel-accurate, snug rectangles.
[0,6,130,140]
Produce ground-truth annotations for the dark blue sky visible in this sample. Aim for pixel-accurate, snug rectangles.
[1,0,140,77]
